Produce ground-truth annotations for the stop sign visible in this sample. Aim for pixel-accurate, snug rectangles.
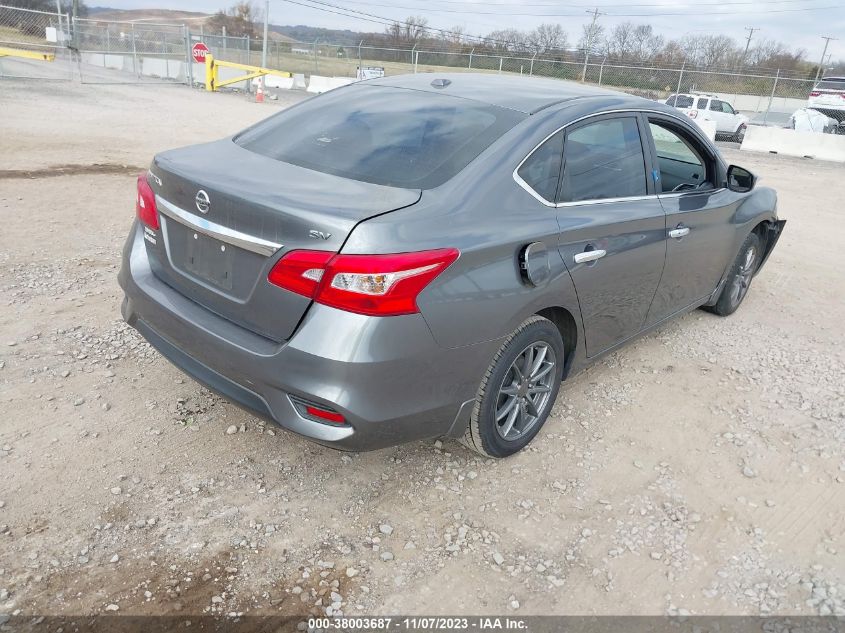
[192,42,209,64]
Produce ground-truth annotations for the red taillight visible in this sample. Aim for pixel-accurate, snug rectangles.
[304,405,345,424]
[267,250,334,298]
[687,110,698,119]
[809,91,821,97]
[268,248,460,317]
[136,173,159,230]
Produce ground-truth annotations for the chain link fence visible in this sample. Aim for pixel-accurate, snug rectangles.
[1,13,818,119]
[72,18,191,84]
[0,4,73,80]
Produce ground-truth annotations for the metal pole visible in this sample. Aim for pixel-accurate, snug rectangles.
[468,47,474,70]
[358,38,363,73]
[313,38,318,74]
[222,26,227,59]
[763,69,779,124]
[814,36,836,83]
[185,25,193,87]
[499,57,503,74]
[411,43,416,66]
[676,59,685,95]
[131,22,138,77]
[261,0,269,68]
[598,58,604,85]
[414,49,418,73]
[530,51,537,76]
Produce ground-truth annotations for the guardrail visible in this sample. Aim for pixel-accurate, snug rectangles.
[0,45,54,61]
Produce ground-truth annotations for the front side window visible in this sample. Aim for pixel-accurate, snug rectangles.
[649,121,711,193]
[517,130,563,203]
[559,118,648,203]
[721,102,735,114]
[698,97,710,109]
[235,85,525,189]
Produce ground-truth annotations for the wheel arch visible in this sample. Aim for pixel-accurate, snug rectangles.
[536,306,579,380]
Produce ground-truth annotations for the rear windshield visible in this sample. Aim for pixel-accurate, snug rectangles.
[234,85,525,189]
[816,79,845,91]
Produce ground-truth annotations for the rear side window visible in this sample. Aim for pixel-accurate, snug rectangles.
[235,85,524,189]
[560,118,648,203]
[698,98,709,109]
[517,130,563,203]
[673,95,694,108]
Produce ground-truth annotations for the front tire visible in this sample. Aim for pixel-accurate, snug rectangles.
[733,124,747,143]
[461,316,564,458]
[704,231,762,317]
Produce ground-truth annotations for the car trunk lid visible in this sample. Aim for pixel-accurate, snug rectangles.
[145,139,421,342]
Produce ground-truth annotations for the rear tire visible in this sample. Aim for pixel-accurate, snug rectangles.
[704,231,762,317]
[460,316,564,458]
[733,124,747,143]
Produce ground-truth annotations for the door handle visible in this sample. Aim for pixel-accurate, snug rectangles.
[669,227,690,239]
[573,249,606,264]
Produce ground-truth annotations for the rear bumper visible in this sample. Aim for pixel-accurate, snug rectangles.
[118,221,493,451]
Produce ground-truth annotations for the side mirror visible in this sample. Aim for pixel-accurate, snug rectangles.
[727,165,756,193]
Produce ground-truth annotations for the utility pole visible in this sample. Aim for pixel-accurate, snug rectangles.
[261,0,269,68]
[741,27,758,66]
[581,7,605,82]
[815,36,837,82]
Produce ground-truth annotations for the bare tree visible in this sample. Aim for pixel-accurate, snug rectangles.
[578,22,605,56]
[207,1,262,38]
[485,28,529,53]
[527,23,568,54]
[631,24,663,62]
[604,21,635,61]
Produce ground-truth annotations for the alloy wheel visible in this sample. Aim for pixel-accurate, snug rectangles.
[494,342,557,441]
[729,245,757,306]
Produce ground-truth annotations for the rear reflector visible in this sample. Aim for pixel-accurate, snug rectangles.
[268,248,460,317]
[304,405,346,424]
[289,395,347,425]
[136,173,159,230]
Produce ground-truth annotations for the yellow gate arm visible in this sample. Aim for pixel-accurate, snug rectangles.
[204,53,291,92]
[0,46,55,61]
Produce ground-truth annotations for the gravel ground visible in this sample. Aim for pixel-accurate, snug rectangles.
[0,79,843,620]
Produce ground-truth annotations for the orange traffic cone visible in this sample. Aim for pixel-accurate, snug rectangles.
[256,79,265,103]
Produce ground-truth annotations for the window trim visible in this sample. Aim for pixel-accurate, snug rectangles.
[513,108,717,207]
[557,113,652,205]
[641,112,725,196]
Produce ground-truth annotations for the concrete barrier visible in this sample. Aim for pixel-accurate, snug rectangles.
[741,125,845,162]
[263,75,293,90]
[307,75,354,94]
[292,73,307,90]
[692,118,717,141]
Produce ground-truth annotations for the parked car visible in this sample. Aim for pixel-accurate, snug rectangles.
[808,76,845,125]
[119,74,785,458]
[665,92,750,141]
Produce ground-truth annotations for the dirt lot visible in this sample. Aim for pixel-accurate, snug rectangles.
[0,79,843,621]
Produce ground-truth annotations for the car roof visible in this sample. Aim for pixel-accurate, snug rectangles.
[363,72,646,114]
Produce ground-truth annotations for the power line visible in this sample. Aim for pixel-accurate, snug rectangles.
[306,0,843,16]
[340,0,838,6]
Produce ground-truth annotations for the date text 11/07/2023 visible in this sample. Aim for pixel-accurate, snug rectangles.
[307,617,529,630]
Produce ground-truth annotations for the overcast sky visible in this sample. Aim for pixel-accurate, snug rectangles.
[101,0,844,62]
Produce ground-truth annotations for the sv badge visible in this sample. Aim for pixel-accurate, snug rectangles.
[309,230,332,240]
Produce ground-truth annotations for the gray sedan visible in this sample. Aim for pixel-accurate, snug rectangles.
[118,73,785,457]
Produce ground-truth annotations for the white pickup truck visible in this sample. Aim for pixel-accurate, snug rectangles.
[665,93,749,142]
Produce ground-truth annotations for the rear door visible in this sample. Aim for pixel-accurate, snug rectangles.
[708,99,734,133]
[555,114,667,357]
[641,114,738,325]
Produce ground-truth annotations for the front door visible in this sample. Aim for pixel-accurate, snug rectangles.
[642,115,739,326]
[555,114,667,357]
